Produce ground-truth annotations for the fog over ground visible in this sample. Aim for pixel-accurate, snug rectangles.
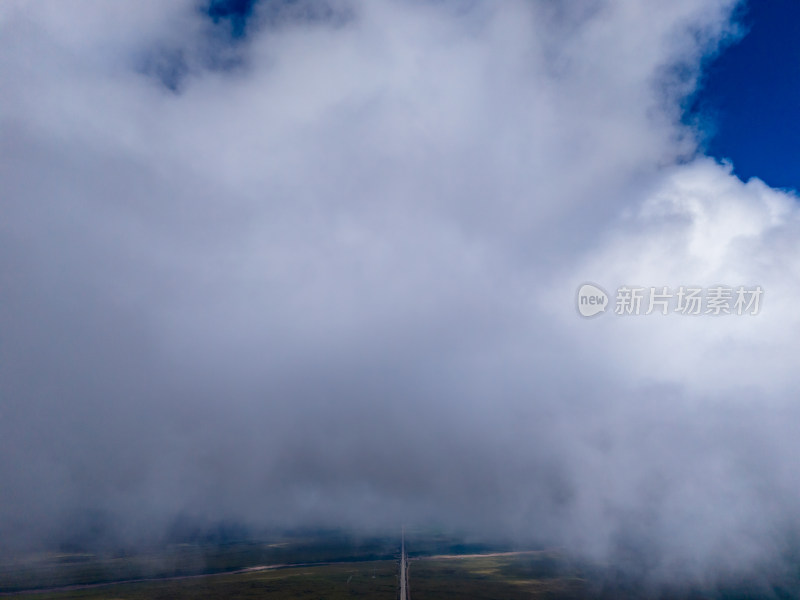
[2,0,800,586]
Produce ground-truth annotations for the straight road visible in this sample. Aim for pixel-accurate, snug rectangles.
[400,529,409,600]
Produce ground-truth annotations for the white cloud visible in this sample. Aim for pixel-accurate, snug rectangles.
[555,159,800,396]
[5,0,800,585]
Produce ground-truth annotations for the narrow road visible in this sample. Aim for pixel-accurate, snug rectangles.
[400,529,409,600]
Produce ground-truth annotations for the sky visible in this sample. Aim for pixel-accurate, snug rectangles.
[690,0,800,190]
[2,0,800,589]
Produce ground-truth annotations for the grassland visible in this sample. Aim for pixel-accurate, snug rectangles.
[408,552,588,600]
[408,552,800,600]
[5,560,398,600]
[4,534,800,599]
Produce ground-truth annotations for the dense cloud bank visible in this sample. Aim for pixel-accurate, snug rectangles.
[2,0,799,585]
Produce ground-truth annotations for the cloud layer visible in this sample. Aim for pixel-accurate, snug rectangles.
[2,0,799,585]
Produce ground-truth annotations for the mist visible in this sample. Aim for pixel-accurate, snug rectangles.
[2,0,799,588]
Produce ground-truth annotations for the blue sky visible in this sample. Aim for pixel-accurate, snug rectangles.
[207,0,256,38]
[693,0,800,190]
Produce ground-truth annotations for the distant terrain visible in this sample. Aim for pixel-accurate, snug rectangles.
[2,530,799,599]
